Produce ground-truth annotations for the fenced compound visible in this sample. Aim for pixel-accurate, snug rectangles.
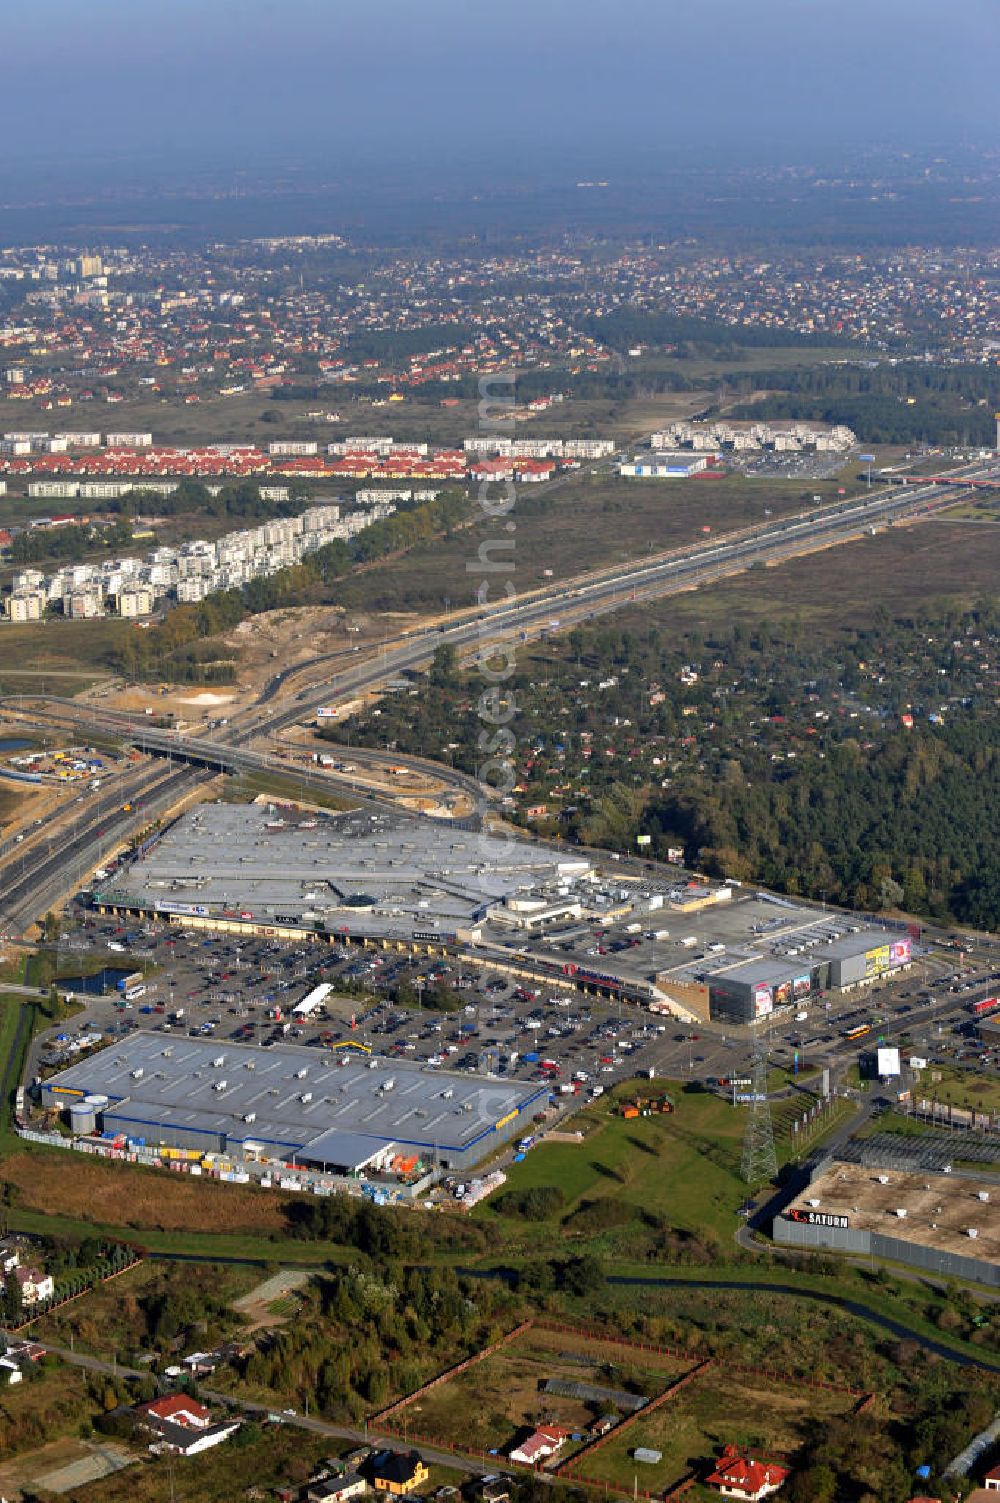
[371,1316,871,1500]
[837,1128,1000,1172]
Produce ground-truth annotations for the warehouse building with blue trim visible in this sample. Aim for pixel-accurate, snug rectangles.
[41,1032,547,1174]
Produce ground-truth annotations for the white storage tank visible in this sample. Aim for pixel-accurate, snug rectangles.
[69,1101,97,1136]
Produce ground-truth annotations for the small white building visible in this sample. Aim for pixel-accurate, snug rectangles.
[618,452,709,478]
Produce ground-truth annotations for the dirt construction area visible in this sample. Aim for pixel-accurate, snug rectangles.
[0,1149,291,1235]
[90,603,424,728]
[0,1437,135,1497]
[233,1268,313,1329]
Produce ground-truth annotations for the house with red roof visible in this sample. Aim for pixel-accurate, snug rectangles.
[509,1426,569,1466]
[133,1393,239,1456]
[705,1446,790,1501]
[136,1394,211,1430]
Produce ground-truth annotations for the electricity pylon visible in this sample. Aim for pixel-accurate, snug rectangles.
[741,1019,777,1185]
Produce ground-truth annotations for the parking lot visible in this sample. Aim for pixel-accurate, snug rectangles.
[35,902,1000,1122]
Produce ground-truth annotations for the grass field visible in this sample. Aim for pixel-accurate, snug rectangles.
[0,616,130,681]
[331,469,838,614]
[482,1083,747,1253]
[616,517,1000,639]
[399,1324,693,1460]
[223,770,358,811]
[0,1359,97,1461]
[913,1064,1000,1114]
[0,994,37,1151]
[573,1363,859,1495]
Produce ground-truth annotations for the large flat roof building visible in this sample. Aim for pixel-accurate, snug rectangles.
[42,1032,547,1174]
[775,1159,1000,1288]
[96,802,593,943]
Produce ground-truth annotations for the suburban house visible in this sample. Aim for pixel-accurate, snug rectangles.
[307,1476,368,1503]
[133,1394,240,1457]
[705,1447,790,1502]
[367,1451,428,1496]
[0,1244,20,1276]
[13,1266,55,1305]
[984,1465,1000,1491]
[508,1426,569,1466]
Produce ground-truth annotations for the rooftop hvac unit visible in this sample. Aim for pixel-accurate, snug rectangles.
[895,1208,907,1218]
[807,1197,821,1208]
[968,1228,979,1239]
[214,1079,228,1092]
[131,1067,144,1080]
[244,1061,255,1071]
[877,1175,890,1185]
[300,1092,313,1104]
[978,1190,990,1202]
[212,1056,225,1068]
[296,1068,308,1079]
[244,1113,256,1124]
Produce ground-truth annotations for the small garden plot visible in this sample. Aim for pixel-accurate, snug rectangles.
[402,1325,693,1461]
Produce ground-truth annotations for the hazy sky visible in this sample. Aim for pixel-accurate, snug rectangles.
[5,0,999,185]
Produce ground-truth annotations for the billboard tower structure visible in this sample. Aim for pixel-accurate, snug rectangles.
[741,1024,777,1185]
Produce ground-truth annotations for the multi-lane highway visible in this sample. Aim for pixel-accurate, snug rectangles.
[0,766,215,931]
[1,458,993,931]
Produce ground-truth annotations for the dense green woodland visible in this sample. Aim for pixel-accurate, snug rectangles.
[333,606,1000,930]
[728,361,998,445]
[653,717,1000,926]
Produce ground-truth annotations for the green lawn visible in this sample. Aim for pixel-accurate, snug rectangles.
[482,1083,747,1248]
[911,1064,1000,1114]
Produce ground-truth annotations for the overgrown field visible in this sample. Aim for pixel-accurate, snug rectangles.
[0,1148,291,1235]
[399,1324,691,1457]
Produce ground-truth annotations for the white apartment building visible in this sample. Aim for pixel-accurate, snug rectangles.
[176,577,210,603]
[117,586,154,618]
[64,589,105,619]
[562,439,616,459]
[105,431,153,448]
[267,441,318,457]
[6,592,44,623]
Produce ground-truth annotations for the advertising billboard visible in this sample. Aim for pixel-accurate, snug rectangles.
[793,974,812,999]
[155,900,208,917]
[865,944,891,977]
[890,937,912,966]
[876,1047,901,1078]
[753,983,773,1018]
[774,980,792,1008]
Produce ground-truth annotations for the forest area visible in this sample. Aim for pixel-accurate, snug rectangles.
[330,603,1000,929]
